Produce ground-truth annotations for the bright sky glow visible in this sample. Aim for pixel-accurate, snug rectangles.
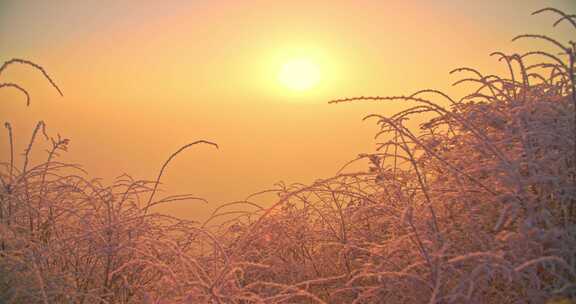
[278,58,321,91]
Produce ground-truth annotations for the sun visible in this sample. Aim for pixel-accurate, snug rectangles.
[278,58,321,92]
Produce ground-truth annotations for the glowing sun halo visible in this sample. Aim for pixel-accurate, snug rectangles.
[278,58,321,92]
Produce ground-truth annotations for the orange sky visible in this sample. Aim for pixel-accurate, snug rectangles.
[1,0,574,220]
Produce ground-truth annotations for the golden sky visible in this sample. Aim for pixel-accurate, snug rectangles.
[1,0,574,220]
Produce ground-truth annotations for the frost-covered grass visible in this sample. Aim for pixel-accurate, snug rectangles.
[1,7,575,304]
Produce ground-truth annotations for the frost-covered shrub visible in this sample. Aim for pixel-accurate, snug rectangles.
[1,7,575,304]
[228,7,576,303]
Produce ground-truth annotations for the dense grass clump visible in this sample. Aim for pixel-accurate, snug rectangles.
[1,7,575,304]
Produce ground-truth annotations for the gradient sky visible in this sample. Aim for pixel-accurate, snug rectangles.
[1,0,574,220]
